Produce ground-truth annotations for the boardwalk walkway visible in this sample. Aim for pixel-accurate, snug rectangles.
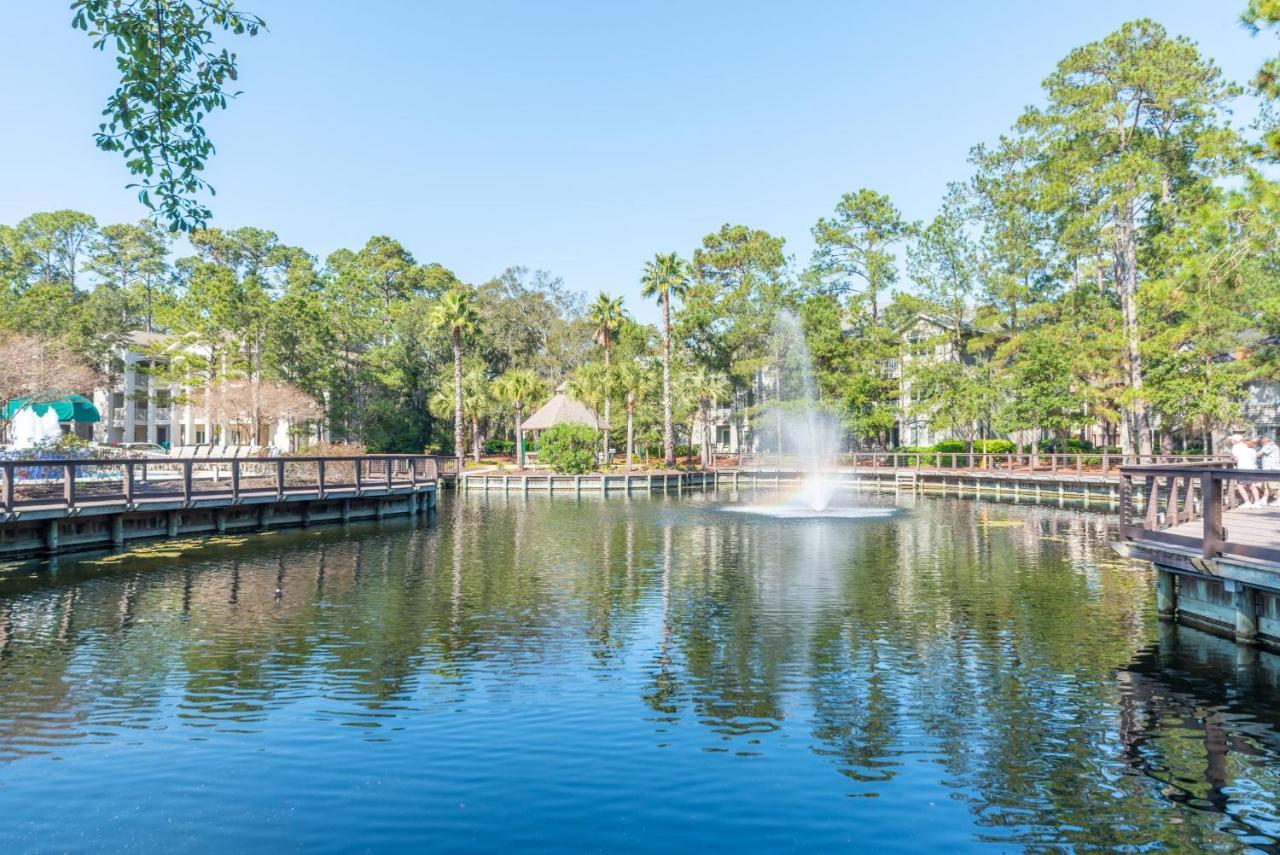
[1116,464,1280,649]
[0,454,444,560]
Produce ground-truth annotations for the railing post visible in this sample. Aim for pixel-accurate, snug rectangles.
[355,458,363,493]
[182,460,193,502]
[1101,452,1109,476]
[1075,455,1082,473]
[317,459,326,496]
[63,463,76,509]
[123,461,135,503]
[1144,475,1161,529]
[410,457,418,488]
[231,459,241,501]
[1202,471,1223,560]
[1118,472,1131,527]
[1051,453,1058,474]
[386,457,394,491]
[276,459,286,499]
[2,462,14,513]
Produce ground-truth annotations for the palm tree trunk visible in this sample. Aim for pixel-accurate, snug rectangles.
[626,396,634,471]
[472,415,481,463]
[452,330,464,470]
[514,403,525,469]
[706,405,714,469]
[701,404,711,471]
[662,292,674,467]
[602,339,611,464]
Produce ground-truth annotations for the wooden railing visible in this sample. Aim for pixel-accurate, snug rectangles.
[0,454,443,514]
[728,451,1224,475]
[1119,463,1280,567]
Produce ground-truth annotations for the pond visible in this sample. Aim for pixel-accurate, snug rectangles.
[1,490,1279,851]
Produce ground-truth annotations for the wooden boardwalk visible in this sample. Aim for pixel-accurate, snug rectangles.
[1116,464,1280,649]
[1157,505,1280,566]
[0,454,443,560]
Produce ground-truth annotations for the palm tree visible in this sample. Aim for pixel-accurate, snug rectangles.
[586,292,628,460]
[461,369,490,463]
[494,368,546,469]
[640,253,688,467]
[428,367,491,464]
[688,366,731,469]
[612,360,649,471]
[566,362,609,463]
[429,288,478,469]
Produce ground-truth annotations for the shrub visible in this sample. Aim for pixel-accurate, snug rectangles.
[537,424,598,474]
[1037,437,1094,452]
[300,441,367,457]
[484,438,515,455]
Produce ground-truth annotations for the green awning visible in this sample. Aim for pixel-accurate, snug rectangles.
[2,394,101,423]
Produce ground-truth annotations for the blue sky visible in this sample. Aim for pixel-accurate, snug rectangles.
[1,1,1274,322]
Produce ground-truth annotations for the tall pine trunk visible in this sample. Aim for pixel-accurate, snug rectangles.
[1114,195,1152,460]
[661,292,674,467]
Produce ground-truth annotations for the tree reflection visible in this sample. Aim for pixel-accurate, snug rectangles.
[0,495,1278,847]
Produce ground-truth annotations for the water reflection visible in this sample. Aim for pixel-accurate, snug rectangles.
[0,492,1277,849]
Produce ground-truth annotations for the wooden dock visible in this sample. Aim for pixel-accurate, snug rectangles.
[461,464,1126,505]
[1115,464,1280,648]
[0,454,446,560]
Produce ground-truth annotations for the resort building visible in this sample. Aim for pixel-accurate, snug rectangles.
[891,313,982,448]
[92,331,321,450]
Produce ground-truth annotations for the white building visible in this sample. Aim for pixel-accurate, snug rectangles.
[892,314,977,448]
[92,331,318,450]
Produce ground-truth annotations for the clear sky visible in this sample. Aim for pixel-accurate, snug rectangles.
[1,1,1274,322]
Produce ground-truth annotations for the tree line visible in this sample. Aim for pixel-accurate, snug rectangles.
[6,17,1280,464]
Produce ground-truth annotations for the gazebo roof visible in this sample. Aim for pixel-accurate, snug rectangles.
[520,384,600,431]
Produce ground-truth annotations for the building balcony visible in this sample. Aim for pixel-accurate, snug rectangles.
[153,407,173,422]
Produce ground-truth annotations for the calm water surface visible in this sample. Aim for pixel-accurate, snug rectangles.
[1,490,1280,851]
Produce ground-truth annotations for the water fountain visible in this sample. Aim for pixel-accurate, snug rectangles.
[721,311,897,520]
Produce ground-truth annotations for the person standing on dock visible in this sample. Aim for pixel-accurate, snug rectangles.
[1258,435,1279,506]
[1230,433,1262,507]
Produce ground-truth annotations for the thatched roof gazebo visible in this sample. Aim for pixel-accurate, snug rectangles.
[520,383,600,433]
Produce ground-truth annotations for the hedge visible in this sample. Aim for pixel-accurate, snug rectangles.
[536,424,598,474]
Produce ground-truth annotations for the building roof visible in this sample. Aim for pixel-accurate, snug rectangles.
[520,384,600,431]
[125,330,170,348]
